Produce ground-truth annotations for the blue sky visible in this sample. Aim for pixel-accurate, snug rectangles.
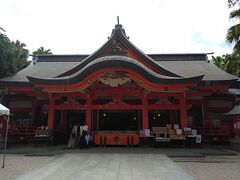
[0,0,235,56]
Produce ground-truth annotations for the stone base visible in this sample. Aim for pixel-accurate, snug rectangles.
[230,136,240,152]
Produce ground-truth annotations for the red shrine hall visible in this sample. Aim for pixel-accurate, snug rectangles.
[0,22,238,146]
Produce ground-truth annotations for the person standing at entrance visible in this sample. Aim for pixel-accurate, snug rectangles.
[79,125,88,149]
[67,123,78,148]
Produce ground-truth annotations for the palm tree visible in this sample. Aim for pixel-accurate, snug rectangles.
[226,1,240,53]
[32,46,52,55]
[228,0,239,7]
[212,53,240,76]
[11,40,30,71]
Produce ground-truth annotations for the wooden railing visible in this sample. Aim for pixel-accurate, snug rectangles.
[9,126,37,138]
[194,126,230,137]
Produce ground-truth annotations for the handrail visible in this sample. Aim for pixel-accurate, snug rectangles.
[193,126,230,137]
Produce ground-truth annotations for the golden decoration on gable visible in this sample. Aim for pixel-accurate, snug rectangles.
[155,97,172,105]
[98,72,131,87]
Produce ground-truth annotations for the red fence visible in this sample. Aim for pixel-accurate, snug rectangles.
[9,126,37,139]
[194,126,230,138]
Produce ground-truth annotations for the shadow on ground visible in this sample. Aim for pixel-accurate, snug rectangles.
[0,143,239,157]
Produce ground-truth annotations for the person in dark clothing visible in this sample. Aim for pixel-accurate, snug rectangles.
[79,125,88,149]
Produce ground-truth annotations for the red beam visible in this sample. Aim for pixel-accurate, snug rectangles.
[148,92,182,98]
[5,96,33,101]
[35,100,48,105]
[86,94,92,132]
[180,92,187,128]
[8,86,32,91]
[47,94,54,130]
[142,94,148,129]
[187,99,203,105]
[148,104,180,110]
[37,67,197,92]
[54,104,86,110]
[92,105,143,110]
[186,91,212,96]
[199,85,228,92]
[94,87,141,97]
[207,96,235,101]
[54,92,86,99]
[25,92,48,97]
[11,108,31,112]
[92,104,181,110]
[207,107,233,113]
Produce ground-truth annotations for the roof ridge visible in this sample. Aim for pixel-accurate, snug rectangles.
[55,23,181,78]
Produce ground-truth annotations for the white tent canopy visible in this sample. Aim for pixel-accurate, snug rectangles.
[0,103,10,168]
[0,104,10,116]
[224,105,240,116]
[227,88,240,95]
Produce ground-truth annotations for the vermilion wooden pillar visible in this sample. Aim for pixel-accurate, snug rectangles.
[203,97,209,126]
[31,99,36,123]
[60,110,67,130]
[142,94,148,129]
[86,94,92,133]
[180,92,187,128]
[47,94,55,130]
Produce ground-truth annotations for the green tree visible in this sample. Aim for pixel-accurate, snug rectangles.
[0,28,30,78]
[32,46,52,55]
[226,0,240,53]
[212,53,240,76]
[12,40,30,72]
[228,0,239,7]
[0,28,14,77]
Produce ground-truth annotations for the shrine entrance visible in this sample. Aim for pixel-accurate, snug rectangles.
[66,110,85,131]
[94,110,141,131]
[148,110,181,129]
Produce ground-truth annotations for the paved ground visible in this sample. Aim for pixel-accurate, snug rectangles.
[15,154,193,180]
[0,155,54,180]
[1,144,239,180]
[0,144,238,157]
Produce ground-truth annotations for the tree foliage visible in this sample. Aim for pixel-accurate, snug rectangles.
[226,0,240,53]
[228,0,239,7]
[33,46,52,55]
[0,28,15,77]
[212,53,240,76]
[12,40,30,72]
[0,28,30,78]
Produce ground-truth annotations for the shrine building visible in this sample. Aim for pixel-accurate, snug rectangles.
[0,21,238,145]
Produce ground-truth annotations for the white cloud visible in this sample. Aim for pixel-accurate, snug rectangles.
[0,0,234,56]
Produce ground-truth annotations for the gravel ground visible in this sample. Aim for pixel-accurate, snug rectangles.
[0,155,57,180]
[174,155,240,180]
[1,154,240,180]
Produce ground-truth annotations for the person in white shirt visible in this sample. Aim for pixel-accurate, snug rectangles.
[67,123,78,148]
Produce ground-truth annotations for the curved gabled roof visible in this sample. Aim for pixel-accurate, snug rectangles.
[27,56,203,85]
[157,61,237,82]
[57,24,180,78]
[224,105,240,115]
[0,61,80,86]
[0,23,238,87]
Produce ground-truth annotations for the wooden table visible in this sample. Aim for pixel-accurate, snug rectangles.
[94,131,139,147]
[29,135,51,148]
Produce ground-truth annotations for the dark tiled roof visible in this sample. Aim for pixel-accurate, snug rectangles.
[156,61,237,81]
[54,24,181,78]
[0,61,79,85]
[148,53,207,61]
[28,56,203,85]
[0,24,238,86]
[36,55,88,62]
[0,55,237,85]
[34,53,207,62]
